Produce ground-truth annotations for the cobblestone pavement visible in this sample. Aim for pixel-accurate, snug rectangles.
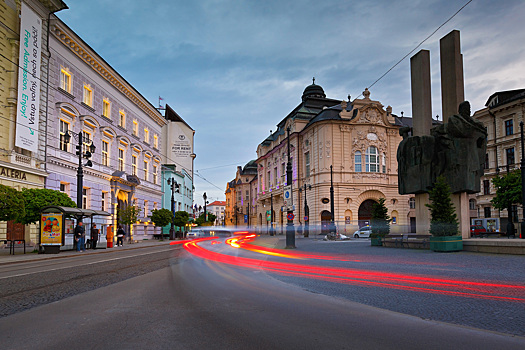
[266,236,525,337]
[0,247,177,318]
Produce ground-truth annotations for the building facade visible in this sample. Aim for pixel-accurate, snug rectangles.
[225,162,257,226]
[473,89,525,234]
[207,201,226,226]
[45,17,166,240]
[229,82,414,235]
[0,0,67,244]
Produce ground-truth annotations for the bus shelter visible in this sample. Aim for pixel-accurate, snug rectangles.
[40,206,111,254]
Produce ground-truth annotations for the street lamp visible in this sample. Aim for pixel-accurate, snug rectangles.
[63,131,95,208]
[299,184,312,237]
[270,192,274,236]
[330,165,336,234]
[506,164,515,238]
[286,126,295,248]
[521,121,525,239]
[203,192,209,224]
[167,178,179,239]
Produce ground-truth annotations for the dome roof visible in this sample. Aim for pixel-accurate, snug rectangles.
[302,78,326,101]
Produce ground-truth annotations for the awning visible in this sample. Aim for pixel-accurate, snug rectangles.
[41,205,111,218]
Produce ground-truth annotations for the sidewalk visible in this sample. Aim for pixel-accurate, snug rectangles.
[0,239,174,265]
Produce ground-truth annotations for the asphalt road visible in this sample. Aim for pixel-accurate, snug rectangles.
[0,237,524,349]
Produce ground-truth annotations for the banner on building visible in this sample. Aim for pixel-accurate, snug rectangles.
[15,2,42,153]
[171,134,192,158]
[41,213,63,246]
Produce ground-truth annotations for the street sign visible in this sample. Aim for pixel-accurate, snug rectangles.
[287,213,295,221]
[304,216,308,221]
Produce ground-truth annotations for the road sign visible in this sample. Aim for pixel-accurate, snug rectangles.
[304,216,308,222]
[287,213,294,221]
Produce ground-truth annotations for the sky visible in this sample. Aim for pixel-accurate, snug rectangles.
[57,0,525,205]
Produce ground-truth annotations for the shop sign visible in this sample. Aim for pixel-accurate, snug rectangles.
[0,166,27,180]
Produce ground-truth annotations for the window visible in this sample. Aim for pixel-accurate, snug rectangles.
[132,155,138,176]
[133,120,138,136]
[274,167,277,186]
[83,84,93,106]
[483,179,490,195]
[59,120,69,152]
[409,197,416,209]
[102,140,109,166]
[102,99,111,118]
[382,153,386,173]
[153,134,159,149]
[506,148,515,165]
[267,170,271,189]
[153,202,158,210]
[144,128,149,143]
[82,130,91,150]
[101,191,107,211]
[505,119,513,136]
[484,153,489,169]
[153,164,158,184]
[355,151,362,172]
[144,159,149,181]
[82,188,89,209]
[119,111,126,128]
[144,200,148,217]
[118,148,125,171]
[469,199,476,210]
[484,207,491,218]
[281,163,285,184]
[366,146,379,172]
[60,68,71,92]
[59,182,68,194]
[305,152,310,177]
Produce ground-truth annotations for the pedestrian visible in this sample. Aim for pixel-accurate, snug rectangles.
[74,221,86,252]
[117,225,125,246]
[91,224,99,249]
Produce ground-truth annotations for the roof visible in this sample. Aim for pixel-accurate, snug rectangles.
[207,201,226,206]
[41,206,111,218]
[165,104,194,131]
[485,89,525,108]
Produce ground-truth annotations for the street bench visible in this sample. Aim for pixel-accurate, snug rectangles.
[384,234,430,249]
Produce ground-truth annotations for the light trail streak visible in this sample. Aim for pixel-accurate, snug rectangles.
[182,238,525,303]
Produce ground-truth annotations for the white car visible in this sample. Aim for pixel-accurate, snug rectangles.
[353,226,372,238]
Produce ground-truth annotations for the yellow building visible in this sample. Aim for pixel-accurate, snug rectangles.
[0,0,67,245]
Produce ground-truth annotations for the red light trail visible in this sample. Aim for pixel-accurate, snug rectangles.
[179,236,525,303]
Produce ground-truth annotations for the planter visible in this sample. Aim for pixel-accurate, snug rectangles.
[429,235,463,252]
[370,237,383,246]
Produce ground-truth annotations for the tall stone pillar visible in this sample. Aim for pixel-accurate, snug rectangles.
[410,50,432,235]
[440,30,469,238]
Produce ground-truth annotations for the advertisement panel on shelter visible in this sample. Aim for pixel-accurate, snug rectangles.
[41,213,63,245]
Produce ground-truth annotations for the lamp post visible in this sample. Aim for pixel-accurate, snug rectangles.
[167,178,179,239]
[63,131,95,208]
[203,192,208,224]
[330,165,336,234]
[270,192,274,236]
[299,184,311,237]
[506,164,515,238]
[521,121,525,239]
[286,126,295,248]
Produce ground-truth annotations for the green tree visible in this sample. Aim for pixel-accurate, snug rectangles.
[195,212,216,226]
[491,169,521,210]
[425,175,458,236]
[0,184,26,222]
[150,208,173,228]
[18,188,76,225]
[371,197,390,237]
[117,205,141,225]
[173,211,190,228]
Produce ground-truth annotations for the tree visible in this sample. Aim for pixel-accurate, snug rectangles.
[18,188,76,225]
[425,175,458,236]
[150,208,172,228]
[0,184,26,223]
[173,211,190,228]
[117,205,141,225]
[491,169,521,210]
[195,212,216,226]
[371,197,390,237]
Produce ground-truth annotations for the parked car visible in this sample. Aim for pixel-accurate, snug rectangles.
[353,226,372,238]
[470,225,487,237]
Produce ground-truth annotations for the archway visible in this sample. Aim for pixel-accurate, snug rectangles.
[358,199,376,228]
[320,210,332,235]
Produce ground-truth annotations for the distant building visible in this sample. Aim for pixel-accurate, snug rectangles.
[225,162,257,226]
[207,201,226,225]
[473,89,525,234]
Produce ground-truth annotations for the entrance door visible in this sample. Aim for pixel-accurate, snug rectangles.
[410,217,416,233]
[320,210,332,235]
[358,199,376,228]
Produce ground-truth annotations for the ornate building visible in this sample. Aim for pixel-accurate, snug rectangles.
[473,89,525,234]
[253,82,413,235]
[225,161,257,227]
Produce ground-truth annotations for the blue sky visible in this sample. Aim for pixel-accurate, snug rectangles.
[57,0,525,204]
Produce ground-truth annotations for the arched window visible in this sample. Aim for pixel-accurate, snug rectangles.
[382,153,386,173]
[354,151,362,172]
[409,198,416,209]
[366,146,379,172]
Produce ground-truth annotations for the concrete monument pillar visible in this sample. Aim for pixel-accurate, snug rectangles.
[440,29,469,238]
[410,50,432,235]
